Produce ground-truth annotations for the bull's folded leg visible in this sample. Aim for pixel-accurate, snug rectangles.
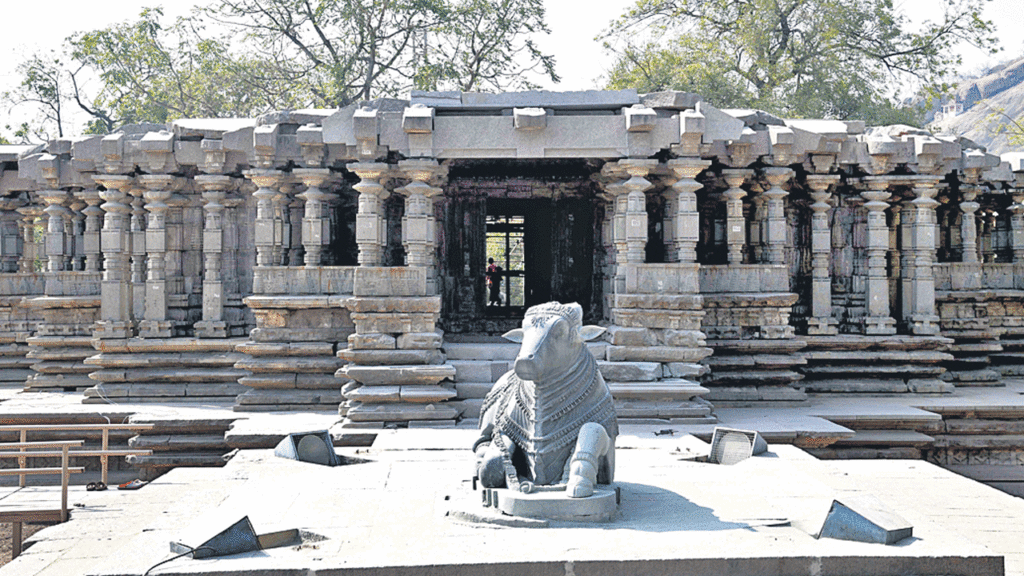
[477,433,518,489]
[566,422,611,498]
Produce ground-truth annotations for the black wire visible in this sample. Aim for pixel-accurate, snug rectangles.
[143,546,214,576]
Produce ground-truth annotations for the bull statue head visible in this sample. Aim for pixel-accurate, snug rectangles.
[502,302,605,382]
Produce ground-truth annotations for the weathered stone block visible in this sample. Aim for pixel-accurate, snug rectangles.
[349,333,397,350]
[353,267,428,297]
[604,326,656,346]
[338,364,456,386]
[606,346,713,363]
[397,331,443,350]
[337,348,444,365]
[662,329,707,347]
[597,361,660,382]
[345,296,441,314]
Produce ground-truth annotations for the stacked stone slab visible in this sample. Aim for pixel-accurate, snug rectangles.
[0,273,43,388]
[699,265,807,404]
[234,295,349,411]
[126,414,239,480]
[83,338,249,404]
[24,273,101,392]
[799,335,954,394]
[923,403,1024,469]
[338,292,458,427]
[445,339,516,422]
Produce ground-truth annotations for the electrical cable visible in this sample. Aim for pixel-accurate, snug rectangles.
[142,545,213,576]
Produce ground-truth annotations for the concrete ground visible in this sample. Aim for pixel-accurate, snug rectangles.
[0,426,1019,576]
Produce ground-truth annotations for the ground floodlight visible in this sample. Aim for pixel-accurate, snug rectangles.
[274,430,340,466]
[708,427,768,465]
[817,495,913,545]
[170,516,260,559]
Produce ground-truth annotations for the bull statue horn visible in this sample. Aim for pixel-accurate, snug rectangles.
[502,328,525,343]
[579,325,606,342]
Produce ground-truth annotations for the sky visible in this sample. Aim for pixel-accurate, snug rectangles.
[2,0,1022,137]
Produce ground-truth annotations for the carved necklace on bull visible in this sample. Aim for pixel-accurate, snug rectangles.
[484,313,614,490]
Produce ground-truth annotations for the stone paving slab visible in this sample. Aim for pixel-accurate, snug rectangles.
[0,428,1011,576]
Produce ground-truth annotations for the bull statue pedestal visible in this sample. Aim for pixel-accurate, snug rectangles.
[472,302,619,523]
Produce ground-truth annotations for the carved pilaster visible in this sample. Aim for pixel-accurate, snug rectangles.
[245,170,284,267]
[666,158,710,263]
[762,167,792,265]
[859,177,897,335]
[1010,189,1024,263]
[128,184,147,320]
[621,160,654,264]
[195,175,233,337]
[397,160,444,264]
[76,190,103,272]
[139,175,175,338]
[272,180,295,266]
[93,175,134,338]
[16,205,41,273]
[0,197,25,272]
[288,193,305,266]
[721,169,752,265]
[960,185,980,263]
[806,175,840,335]
[903,176,941,335]
[350,163,391,266]
[39,190,68,272]
[68,197,86,270]
[294,168,336,267]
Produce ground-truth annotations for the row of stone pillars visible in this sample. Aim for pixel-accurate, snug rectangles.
[248,160,445,290]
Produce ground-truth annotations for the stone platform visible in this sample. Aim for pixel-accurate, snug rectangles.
[2,428,1019,576]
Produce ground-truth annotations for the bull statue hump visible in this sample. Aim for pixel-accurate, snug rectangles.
[474,302,617,498]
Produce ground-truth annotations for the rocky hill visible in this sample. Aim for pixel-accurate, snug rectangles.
[930,56,1024,155]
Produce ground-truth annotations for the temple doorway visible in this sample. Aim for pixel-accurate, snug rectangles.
[439,191,599,334]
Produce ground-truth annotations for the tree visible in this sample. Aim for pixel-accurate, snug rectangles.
[602,0,998,125]
[4,0,557,138]
[204,0,557,107]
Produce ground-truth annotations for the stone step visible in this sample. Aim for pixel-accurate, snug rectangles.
[126,452,228,469]
[448,360,511,383]
[84,352,249,368]
[235,341,336,357]
[706,370,804,385]
[83,382,248,398]
[703,386,807,403]
[801,365,945,377]
[447,398,485,419]
[931,434,1024,450]
[990,352,1024,363]
[803,379,909,393]
[238,373,341,390]
[922,404,1024,419]
[88,368,249,383]
[27,347,95,361]
[338,364,456,386]
[944,419,1024,434]
[128,434,230,452]
[805,446,923,460]
[0,368,32,382]
[614,399,714,419]
[94,337,247,353]
[337,348,446,365]
[23,374,94,390]
[235,356,345,374]
[31,360,93,374]
[608,380,707,401]
[344,384,456,403]
[706,354,807,369]
[129,415,238,435]
[801,334,954,351]
[598,362,661,382]
[708,339,807,354]
[455,381,494,400]
[82,396,235,404]
[235,404,340,413]
[618,416,718,425]
[345,401,460,422]
[802,350,953,364]
[235,389,342,406]
[832,430,935,447]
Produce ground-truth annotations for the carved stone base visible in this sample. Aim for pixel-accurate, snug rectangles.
[861,316,897,335]
[93,321,131,340]
[477,485,619,524]
[806,317,839,336]
[139,320,174,339]
[195,320,228,338]
[907,314,941,336]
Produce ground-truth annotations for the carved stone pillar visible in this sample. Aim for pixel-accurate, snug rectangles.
[39,190,68,272]
[272,180,293,266]
[128,184,147,319]
[164,191,187,298]
[860,177,897,335]
[806,175,840,335]
[16,205,41,273]
[68,198,85,270]
[397,161,444,279]
[294,169,335,267]
[748,187,766,262]
[621,161,654,264]
[721,169,752,265]
[960,185,980,263]
[288,194,305,266]
[222,195,244,295]
[140,175,174,338]
[981,211,997,263]
[902,176,941,335]
[245,170,283,267]
[350,163,390,266]
[1010,189,1024,263]
[762,167,792,265]
[0,197,25,272]
[666,158,710,263]
[76,190,103,272]
[195,175,233,337]
[93,175,133,338]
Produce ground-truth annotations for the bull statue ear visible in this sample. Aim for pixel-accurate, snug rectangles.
[578,325,606,342]
[502,328,525,343]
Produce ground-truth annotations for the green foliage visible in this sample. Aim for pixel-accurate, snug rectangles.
[603,0,997,126]
[5,0,556,136]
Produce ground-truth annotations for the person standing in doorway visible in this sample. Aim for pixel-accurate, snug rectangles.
[487,258,502,306]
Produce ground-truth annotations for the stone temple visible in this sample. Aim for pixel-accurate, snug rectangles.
[2,88,1024,475]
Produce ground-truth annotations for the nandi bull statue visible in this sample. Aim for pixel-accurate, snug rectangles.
[474,302,617,499]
